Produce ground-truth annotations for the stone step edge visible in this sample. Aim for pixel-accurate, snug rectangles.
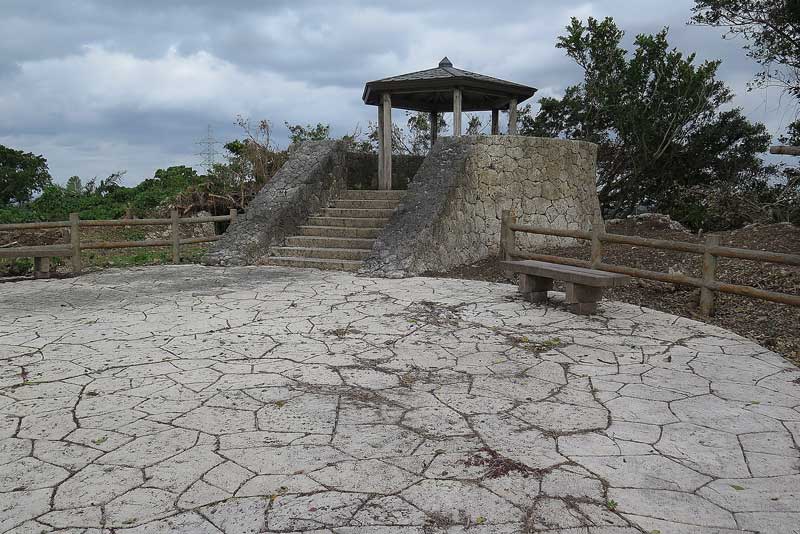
[306,217,390,227]
[267,256,363,269]
[285,237,376,248]
[271,246,372,255]
[297,225,385,231]
[321,208,396,215]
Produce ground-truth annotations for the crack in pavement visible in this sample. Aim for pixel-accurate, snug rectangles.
[0,264,798,533]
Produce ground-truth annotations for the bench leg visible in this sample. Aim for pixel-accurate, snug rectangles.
[565,283,603,315]
[520,274,554,303]
[33,257,51,279]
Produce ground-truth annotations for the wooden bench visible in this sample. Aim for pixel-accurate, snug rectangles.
[500,260,631,315]
[0,245,72,279]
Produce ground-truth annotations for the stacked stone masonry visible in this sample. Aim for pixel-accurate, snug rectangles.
[361,136,603,277]
[204,140,347,266]
[205,136,603,276]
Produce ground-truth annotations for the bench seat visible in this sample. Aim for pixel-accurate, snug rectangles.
[501,259,631,315]
[0,245,71,279]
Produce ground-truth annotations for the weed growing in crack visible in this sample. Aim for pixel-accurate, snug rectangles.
[461,447,542,479]
[507,334,564,354]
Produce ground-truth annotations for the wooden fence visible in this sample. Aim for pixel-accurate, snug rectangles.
[499,210,800,314]
[0,209,237,275]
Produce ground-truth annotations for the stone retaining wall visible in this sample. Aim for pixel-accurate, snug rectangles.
[203,140,347,266]
[360,136,603,277]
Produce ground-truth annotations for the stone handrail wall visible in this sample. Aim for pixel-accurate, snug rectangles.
[203,140,347,266]
[361,136,603,277]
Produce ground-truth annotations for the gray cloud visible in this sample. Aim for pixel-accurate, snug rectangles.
[0,0,793,185]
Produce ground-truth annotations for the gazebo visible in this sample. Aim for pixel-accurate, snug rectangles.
[362,57,537,189]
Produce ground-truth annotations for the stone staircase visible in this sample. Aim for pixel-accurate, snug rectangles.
[267,189,405,271]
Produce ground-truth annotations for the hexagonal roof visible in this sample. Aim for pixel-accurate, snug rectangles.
[362,57,537,112]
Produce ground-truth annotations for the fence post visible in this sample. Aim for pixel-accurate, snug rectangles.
[590,223,603,268]
[171,210,180,264]
[699,234,720,315]
[500,209,517,262]
[69,213,81,275]
[229,208,238,226]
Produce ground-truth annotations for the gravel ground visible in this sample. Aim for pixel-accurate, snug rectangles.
[426,218,800,367]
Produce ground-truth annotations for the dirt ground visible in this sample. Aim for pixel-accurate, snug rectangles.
[426,217,800,367]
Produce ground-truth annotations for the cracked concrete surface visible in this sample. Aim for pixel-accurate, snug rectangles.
[1,264,798,534]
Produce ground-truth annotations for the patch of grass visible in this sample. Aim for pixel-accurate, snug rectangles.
[0,258,33,276]
[80,244,210,270]
[509,335,564,353]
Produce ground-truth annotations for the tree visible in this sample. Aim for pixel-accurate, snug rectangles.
[0,145,52,205]
[180,117,289,213]
[285,122,331,145]
[404,112,448,155]
[363,112,448,156]
[465,114,484,135]
[691,0,800,99]
[65,176,82,196]
[523,17,772,222]
[780,119,800,146]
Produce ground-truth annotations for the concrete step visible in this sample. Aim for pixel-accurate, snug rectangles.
[330,199,401,210]
[272,246,371,261]
[340,190,405,201]
[297,226,383,238]
[320,207,396,218]
[307,216,389,228]
[268,256,362,272]
[286,236,375,249]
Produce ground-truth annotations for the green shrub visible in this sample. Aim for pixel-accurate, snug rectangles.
[0,258,33,276]
[0,206,40,224]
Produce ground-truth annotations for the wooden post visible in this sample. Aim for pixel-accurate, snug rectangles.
[770,145,800,156]
[377,100,384,187]
[429,111,438,149]
[69,212,81,275]
[491,109,499,135]
[171,210,180,264]
[379,93,392,190]
[590,224,603,268]
[33,257,51,279]
[452,88,462,137]
[500,209,517,261]
[699,234,720,315]
[508,99,518,134]
[223,208,238,235]
[500,209,517,278]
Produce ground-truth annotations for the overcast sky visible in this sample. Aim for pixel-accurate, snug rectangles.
[0,0,795,186]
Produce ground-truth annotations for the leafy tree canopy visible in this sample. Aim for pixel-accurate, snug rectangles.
[691,0,800,98]
[0,145,52,205]
[285,122,331,145]
[521,17,772,222]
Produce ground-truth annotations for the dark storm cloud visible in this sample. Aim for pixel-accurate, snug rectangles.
[0,0,791,183]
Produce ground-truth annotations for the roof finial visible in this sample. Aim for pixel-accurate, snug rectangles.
[438,57,453,68]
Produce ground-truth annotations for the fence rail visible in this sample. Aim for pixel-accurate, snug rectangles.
[0,209,237,275]
[500,210,800,314]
